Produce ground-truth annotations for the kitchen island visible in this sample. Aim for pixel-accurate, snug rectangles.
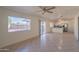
[52,27,63,33]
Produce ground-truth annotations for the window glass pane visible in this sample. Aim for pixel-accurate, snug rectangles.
[8,16,31,32]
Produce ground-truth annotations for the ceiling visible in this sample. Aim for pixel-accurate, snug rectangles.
[2,6,79,20]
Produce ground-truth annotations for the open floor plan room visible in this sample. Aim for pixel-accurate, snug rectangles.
[0,6,79,52]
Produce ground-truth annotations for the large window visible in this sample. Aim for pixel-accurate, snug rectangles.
[8,16,31,32]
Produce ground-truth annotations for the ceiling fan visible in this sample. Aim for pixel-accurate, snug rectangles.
[38,6,56,15]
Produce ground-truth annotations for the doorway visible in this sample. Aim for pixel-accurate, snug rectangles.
[39,20,46,35]
[63,23,68,32]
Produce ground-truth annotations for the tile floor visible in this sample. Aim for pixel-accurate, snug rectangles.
[1,32,79,52]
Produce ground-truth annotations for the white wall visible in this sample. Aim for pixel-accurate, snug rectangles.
[74,14,78,40]
[46,20,51,33]
[67,19,74,33]
[0,7,40,48]
[0,8,4,44]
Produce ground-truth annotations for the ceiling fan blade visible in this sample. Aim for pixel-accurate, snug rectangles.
[47,6,56,10]
[47,10,53,13]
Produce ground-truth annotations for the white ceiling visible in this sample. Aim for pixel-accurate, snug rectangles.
[2,6,79,20]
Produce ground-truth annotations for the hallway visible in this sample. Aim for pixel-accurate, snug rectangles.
[2,32,79,52]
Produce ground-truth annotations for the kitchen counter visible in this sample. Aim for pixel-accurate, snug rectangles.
[52,27,63,33]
